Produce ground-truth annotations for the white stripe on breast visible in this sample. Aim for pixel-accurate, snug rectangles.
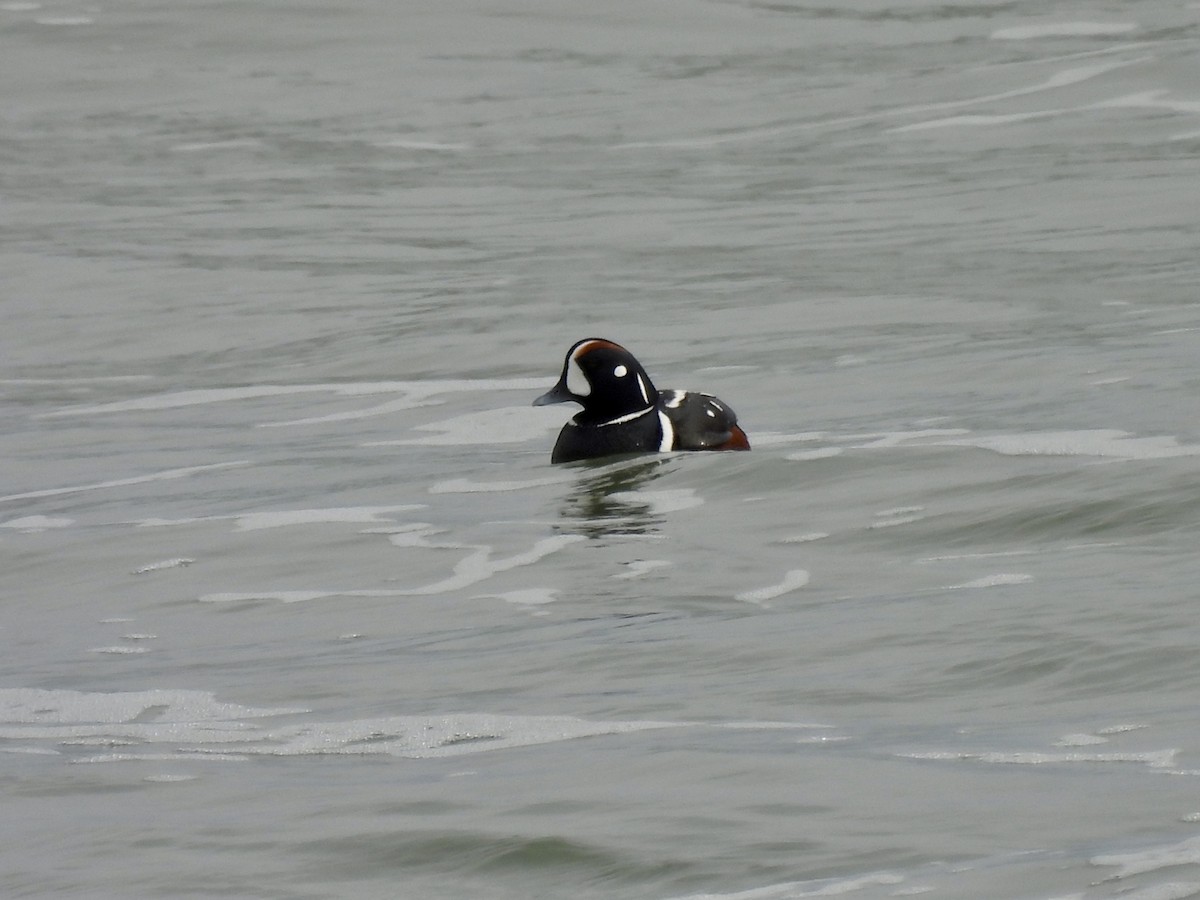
[657,410,675,451]
[599,406,654,427]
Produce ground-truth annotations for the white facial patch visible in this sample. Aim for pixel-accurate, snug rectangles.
[613,364,628,378]
[566,356,591,397]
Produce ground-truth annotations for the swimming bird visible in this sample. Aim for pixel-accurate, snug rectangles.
[533,338,750,463]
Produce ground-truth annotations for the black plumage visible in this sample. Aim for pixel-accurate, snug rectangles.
[534,338,750,464]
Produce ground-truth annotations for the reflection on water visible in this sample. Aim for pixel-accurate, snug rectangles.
[555,456,676,540]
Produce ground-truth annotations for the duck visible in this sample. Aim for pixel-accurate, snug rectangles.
[533,338,750,463]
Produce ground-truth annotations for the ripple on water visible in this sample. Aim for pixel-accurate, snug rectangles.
[0,688,833,764]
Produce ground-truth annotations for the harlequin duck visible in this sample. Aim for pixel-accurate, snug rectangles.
[533,338,751,464]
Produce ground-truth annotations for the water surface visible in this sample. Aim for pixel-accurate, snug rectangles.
[3,1,1200,897]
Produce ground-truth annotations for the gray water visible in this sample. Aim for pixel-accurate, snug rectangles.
[4,1,1200,897]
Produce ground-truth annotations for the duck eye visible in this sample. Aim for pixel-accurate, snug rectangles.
[613,365,628,378]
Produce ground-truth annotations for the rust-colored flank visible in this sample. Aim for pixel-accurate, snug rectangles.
[714,424,751,451]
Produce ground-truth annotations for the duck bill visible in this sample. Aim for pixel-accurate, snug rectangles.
[533,381,574,406]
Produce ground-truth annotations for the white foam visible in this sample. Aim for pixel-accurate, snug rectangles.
[429,476,567,494]
[1,693,843,764]
[47,385,321,415]
[736,569,810,606]
[869,514,925,529]
[893,110,1063,132]
[77,752,250,764]
[226,716,829,760]
[202,529,584,600]
[1054,733,1108,747]
[0,687,304,727]
[779,533,829,544]
[946,573,1033,589]
[67,714,676,762]
[897,88,1200,135]
[480,588,560,606]
[877,506,924,518]
[863,429,1200,460]
[0,461,251,504]
[886,57,1151,134]
[198,590,344,604]
[740,431,829,447]
[44,379,547,418]
[88,646,151,655]
[398,535,584,595]
[1116,884,1200,900]
[1095,90,1200,116]
[899,96,1200,136]
[233,506,422,531]
[619,56,1146,152]
[63,737,137,747]
[613,560,672,579]
[0,515,74,530]
[171,138,265,153]
[1027,59,1149,91]
[714,721,836,732]
[794,734,851,745]
[917,550,1033,563]
[0,375,152,384]
[382,523,456,548]
[261,396,440,427]
[216,714,678,759]
[786,448,843,461]
[904,749,1176,768]
[991,22,1137,40]
[374,139,470,152]
[135,506,424,534]
[854,429,969,449]
[937,430,1200,460]
[609,488,704,515]
[133,558,194,574]
[35,14,93,25]
[370,405,560,446]
[668,871,905,899]
[1091,834,1200,879]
